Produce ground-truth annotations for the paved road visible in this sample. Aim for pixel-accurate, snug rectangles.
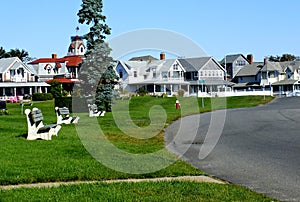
[165,97,300,202]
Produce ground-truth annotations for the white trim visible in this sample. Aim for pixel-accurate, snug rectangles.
[0,82,50,87]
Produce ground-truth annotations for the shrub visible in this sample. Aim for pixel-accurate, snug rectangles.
[55,97,90,113]
[136,86,148,96]
[177,89,185,97]
[32,93,53,101]
[54,97,73,112]
[49,81,63,98]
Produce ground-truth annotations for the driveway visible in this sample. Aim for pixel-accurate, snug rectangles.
[165,97,300,202]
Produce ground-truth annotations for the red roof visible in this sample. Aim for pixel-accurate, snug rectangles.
[64,56,83,67]
[46,78,75,84]
[29,58,65,64]
[29,55,83,67]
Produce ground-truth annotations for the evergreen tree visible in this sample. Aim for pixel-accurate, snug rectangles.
[95,65,119,112]
[77,0,111,53]
[77,0,118,111]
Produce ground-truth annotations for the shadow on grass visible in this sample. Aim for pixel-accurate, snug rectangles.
[16,133,28,139]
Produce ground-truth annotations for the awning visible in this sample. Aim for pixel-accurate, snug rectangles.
[46,78,75,84]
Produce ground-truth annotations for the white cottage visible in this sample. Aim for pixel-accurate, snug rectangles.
[116,54,189,96]
[0,57,49,99]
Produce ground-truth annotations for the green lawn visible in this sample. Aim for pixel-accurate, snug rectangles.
[0,181,278,202]
[0,96,277,201]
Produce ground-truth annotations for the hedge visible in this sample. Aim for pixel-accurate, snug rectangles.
[54,97,89,113]
[32,93,53,101]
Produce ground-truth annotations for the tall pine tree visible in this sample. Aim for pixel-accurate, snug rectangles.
[77,0,118,111]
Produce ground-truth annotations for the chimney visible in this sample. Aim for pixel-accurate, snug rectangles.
[52,54,57,59]
[160,52,165,60]
[247,54,254,64]
[264,58,268,65]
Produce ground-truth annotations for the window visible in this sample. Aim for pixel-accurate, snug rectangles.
[10,70,15,77]
[144,75,147,79]
[173,72,179,78]
[153,72,157,78]
[173,64,178,70]
[119,70,123,79]
[134,71,137,78]
[162,72,168,78]
[236,60,246,66]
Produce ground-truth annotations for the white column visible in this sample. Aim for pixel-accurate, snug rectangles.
[154,84,156,94]
[45,87,48,93]
[29,87,32,95]
[2,88,5,96]
[14,88,17,97]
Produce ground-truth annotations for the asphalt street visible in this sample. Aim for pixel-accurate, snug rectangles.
[165,97,300,202]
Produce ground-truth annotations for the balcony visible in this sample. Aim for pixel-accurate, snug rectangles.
[11,76,27,83]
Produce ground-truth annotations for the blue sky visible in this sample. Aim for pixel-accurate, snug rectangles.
[1,0,300,61]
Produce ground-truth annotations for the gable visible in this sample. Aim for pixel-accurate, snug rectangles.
[160,59,185,73]
[201,58,225,72]
[0,57,36,75]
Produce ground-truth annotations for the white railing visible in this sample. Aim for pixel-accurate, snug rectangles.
[11,77,27,82]
[197,90,273,97]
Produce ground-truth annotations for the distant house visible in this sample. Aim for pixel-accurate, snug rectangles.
[116,54,188,95]
[261,60,300,94]
[29,54,83,82]
[179,57,232,95]
[116,54,231,96]
[232,62,264,90]
[0,57,49,98]
[29,36,85,82]
[220,54,251,80]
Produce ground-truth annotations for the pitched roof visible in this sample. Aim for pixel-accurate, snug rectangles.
[261,62,283,72]
[129,55,158,62]
[179,57,224,72]
[0,57,18,73]
[159,59,178,72]
[235,63,264,77]
[220,54,248,64]
[29,55,83,67]
[279,61,300,72]
[64,56,83,67]
[0,57,36,74]
[178,57,212,71]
